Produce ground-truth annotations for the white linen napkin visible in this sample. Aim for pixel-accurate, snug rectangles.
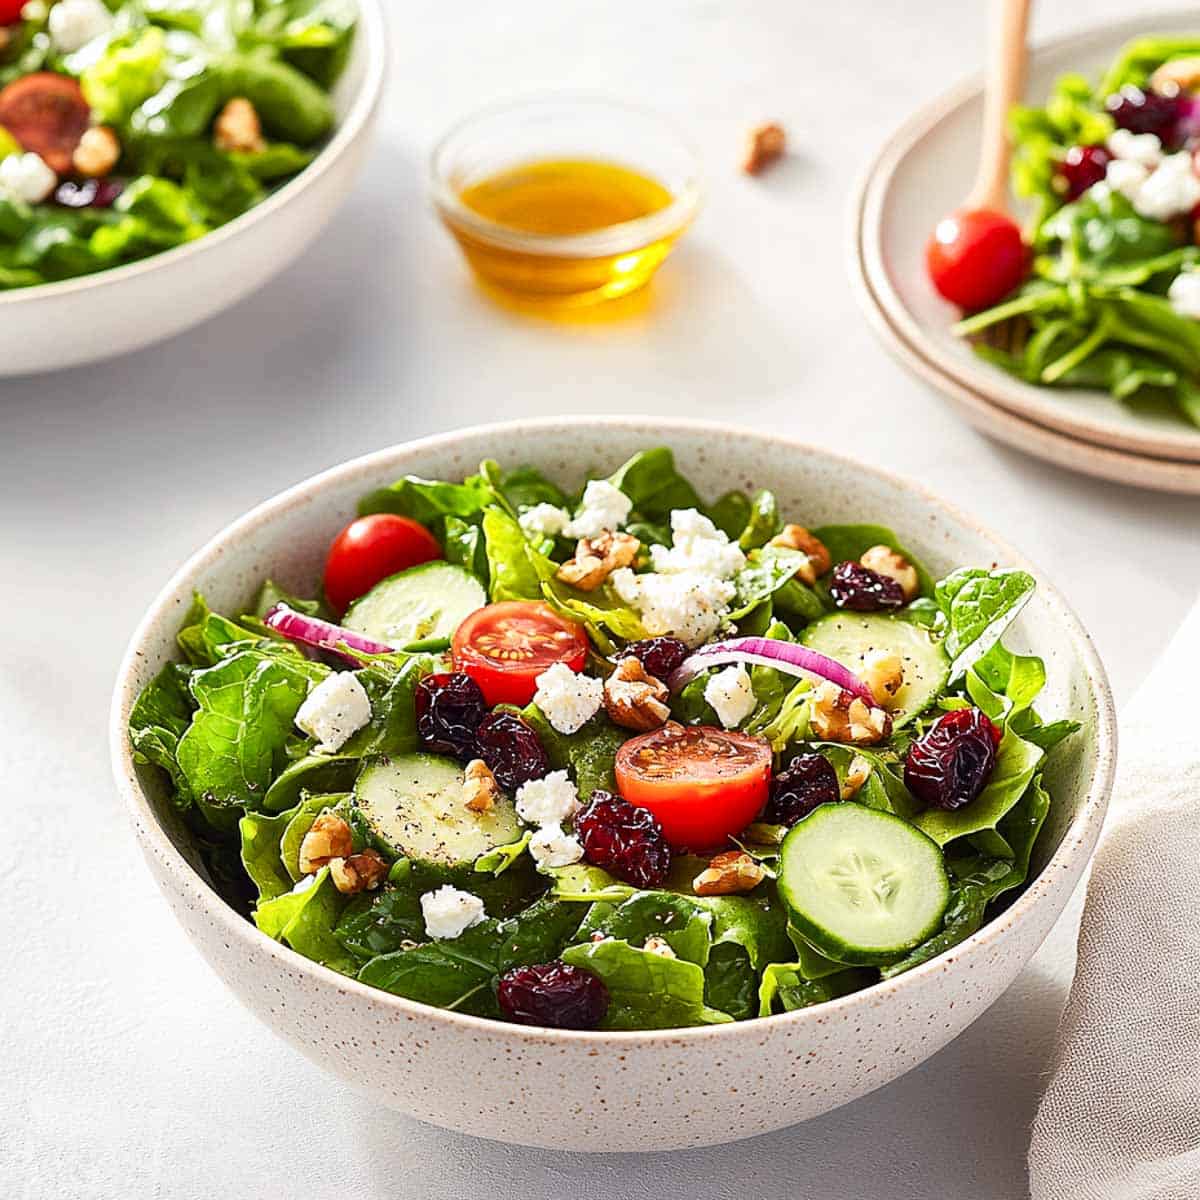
[1029,600,1200,1199]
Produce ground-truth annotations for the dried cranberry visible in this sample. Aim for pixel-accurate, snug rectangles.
[619,636,690,681]
[904,707,1002,811]
[497,961,609,1029]
[477,710,549,791]
[1105,86,1182,140]
[54,178,124,209]
[828,561,905,611]
[575,790,671,888]
[415,672,486,760]
[1059,144,1112,200]
[764,753,839,826]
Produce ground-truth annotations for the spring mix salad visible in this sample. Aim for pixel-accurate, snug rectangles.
[0,0,354,289]
[942,36,1200,429]
[129,450,1079,1031]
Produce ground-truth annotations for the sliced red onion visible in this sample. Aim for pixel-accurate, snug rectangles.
[263,603,393,665]
[668,636,874,703]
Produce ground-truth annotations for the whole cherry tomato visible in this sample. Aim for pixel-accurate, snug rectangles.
[926,208,1027,311]
[323,513,442,614]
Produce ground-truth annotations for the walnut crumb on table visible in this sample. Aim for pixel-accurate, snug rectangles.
[742,122,786,175]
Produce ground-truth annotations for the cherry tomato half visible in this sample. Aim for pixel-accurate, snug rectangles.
[615,723,772,851]
[452,601,588,707]
[323,513,442,614]
[926,207,1027,311]
[0,73,91,173]
[0,0,25,24]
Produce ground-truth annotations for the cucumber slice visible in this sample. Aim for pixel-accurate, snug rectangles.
[777,803,949,964]
[343,561,485,649]
[354,754,522,869]
[800,612,949,726]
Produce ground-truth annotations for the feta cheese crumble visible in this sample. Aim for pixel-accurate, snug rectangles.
[649,509,746,579]
[420,885,487,940]
[0,153,57,205]
[519,502,569,538]
[611,566,735,647]
[294,671,372,753]
[532,662,604,734]
[1107,128,1162,168]
[47,0,114,53]
[703,664,756,729]
[1169,270,1200,319]
[562,480,632,539]
[1103,159,1149,205]
[1132,151,1200,222]
[515,769,580,826]
[528,823,585,869]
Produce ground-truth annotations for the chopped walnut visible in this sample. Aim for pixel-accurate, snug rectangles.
[329,849,389,894]
[1150,57,1200,93]
[742,122,786,175]
[72,126,120,178]
[556,530,640,592]
[214,97,265,154]
[643,935,676,959]
[693,850,767,896]
[769,524,832,584]
[298,812,353,875]
[861,648,905,707]
[859,545,919,601]
[809,681,892,745]
[463,758,500,813]
[603,655,671,731]
[841,755,872,801]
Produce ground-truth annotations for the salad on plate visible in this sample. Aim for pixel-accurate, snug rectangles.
[0,0,354,289]
[129,449,1079,1031]
[935,35,1200,429]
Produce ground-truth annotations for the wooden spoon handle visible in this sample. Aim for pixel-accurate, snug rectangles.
[967,0,1033,213]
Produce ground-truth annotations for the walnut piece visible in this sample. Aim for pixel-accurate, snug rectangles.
[329,849,389,894]
[769,524,832,585]
[840,755,872,801]
[556,530,640,592]
[861,648,905,707]
[643,935,676,959]
[809,680,891,745]
[693,850,767,896]
[214,97,265,154]
[72,126,120,178]
[603,655,671,731]
[463,758,500,813]
[298,812,353,875]
[1150,57,1200,93]
[859,544,919,601]
[742,122,786,175]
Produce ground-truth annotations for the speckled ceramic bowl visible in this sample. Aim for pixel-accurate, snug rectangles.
[109,418,1116,1152]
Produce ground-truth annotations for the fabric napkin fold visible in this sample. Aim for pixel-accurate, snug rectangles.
[1029,600,1200,1199]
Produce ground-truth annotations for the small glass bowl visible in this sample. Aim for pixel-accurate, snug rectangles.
[430,95,702,308]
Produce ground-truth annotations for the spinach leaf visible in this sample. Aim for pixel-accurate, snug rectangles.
[729,547,817,620]
[279,793,345,880]
[482,507,543,602]
[813,524,935,597]
[81,27,167,124]
[706,490,751,541]
[547,863,635,903]
[516,705,626,800]
[758,964,871,1015]
[493,464,568,512]
[577,892,715,965]
[474,832,532,876]
[607,447,702,521]
[737,489,782,550]
[238,804,297,901]
[704,943,757,1021]
[253,868,356,975]
[262,752,360,812]
[879,884,988,980]
[935,567,1036,684]
[358,473,492,524]
[128,662,197,806]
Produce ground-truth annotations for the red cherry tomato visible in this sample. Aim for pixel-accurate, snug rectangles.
[0,73,91,174]
[323,514,442,614]
[0,0,25,24]
[926,207,1027,311]
[452,601,588,707]
[614,724,772,851]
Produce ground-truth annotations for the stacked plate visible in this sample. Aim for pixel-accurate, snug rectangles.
[851,9,1200,495]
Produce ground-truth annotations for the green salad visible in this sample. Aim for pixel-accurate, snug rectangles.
[956,35,1200,428]
[0,0,355,289]
[129,449,1080,1031]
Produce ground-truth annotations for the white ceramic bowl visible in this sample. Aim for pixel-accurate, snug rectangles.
[109,418,1116,1152]
[0,0,386,377]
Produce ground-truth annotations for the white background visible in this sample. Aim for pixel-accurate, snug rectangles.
[4,2,1199,1197]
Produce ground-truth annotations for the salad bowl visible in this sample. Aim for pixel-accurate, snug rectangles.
[0,0,385,377]
[109,417,1115,1152]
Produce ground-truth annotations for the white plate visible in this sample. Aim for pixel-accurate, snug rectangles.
[858,7,1200,463]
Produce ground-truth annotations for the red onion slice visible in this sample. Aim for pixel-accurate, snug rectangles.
[668,636,873,703]
[263,603,393,665]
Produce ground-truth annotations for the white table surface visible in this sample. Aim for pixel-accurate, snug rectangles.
[5,2,1200,1196]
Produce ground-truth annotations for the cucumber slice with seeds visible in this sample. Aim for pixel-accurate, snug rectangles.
[344,561,485,649]
[777,803,949,964]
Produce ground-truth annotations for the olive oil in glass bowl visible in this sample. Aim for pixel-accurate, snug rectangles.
[430,96,701,308]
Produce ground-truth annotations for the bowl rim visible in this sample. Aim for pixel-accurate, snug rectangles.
[109,415,1117,1045]
[0,0,388,308]
[427,92,703,257]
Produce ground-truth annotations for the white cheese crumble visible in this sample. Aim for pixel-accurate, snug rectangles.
[519,502,569,538]
[1103,159,1150,205]
[47,0,114,53]
[1169,270,1200,319]
[528,823,585,869]
[515,769,580,826]
[294,671,372,753]
[1132,151,1200,222]
[562,480,632,539]
[420,885,487,940]
[0,153,57,205]
[611,566,735,648]
[649,508,746,579]
[1107,128,1162,168]
[703,664,756,729]
[532,662,604,734]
